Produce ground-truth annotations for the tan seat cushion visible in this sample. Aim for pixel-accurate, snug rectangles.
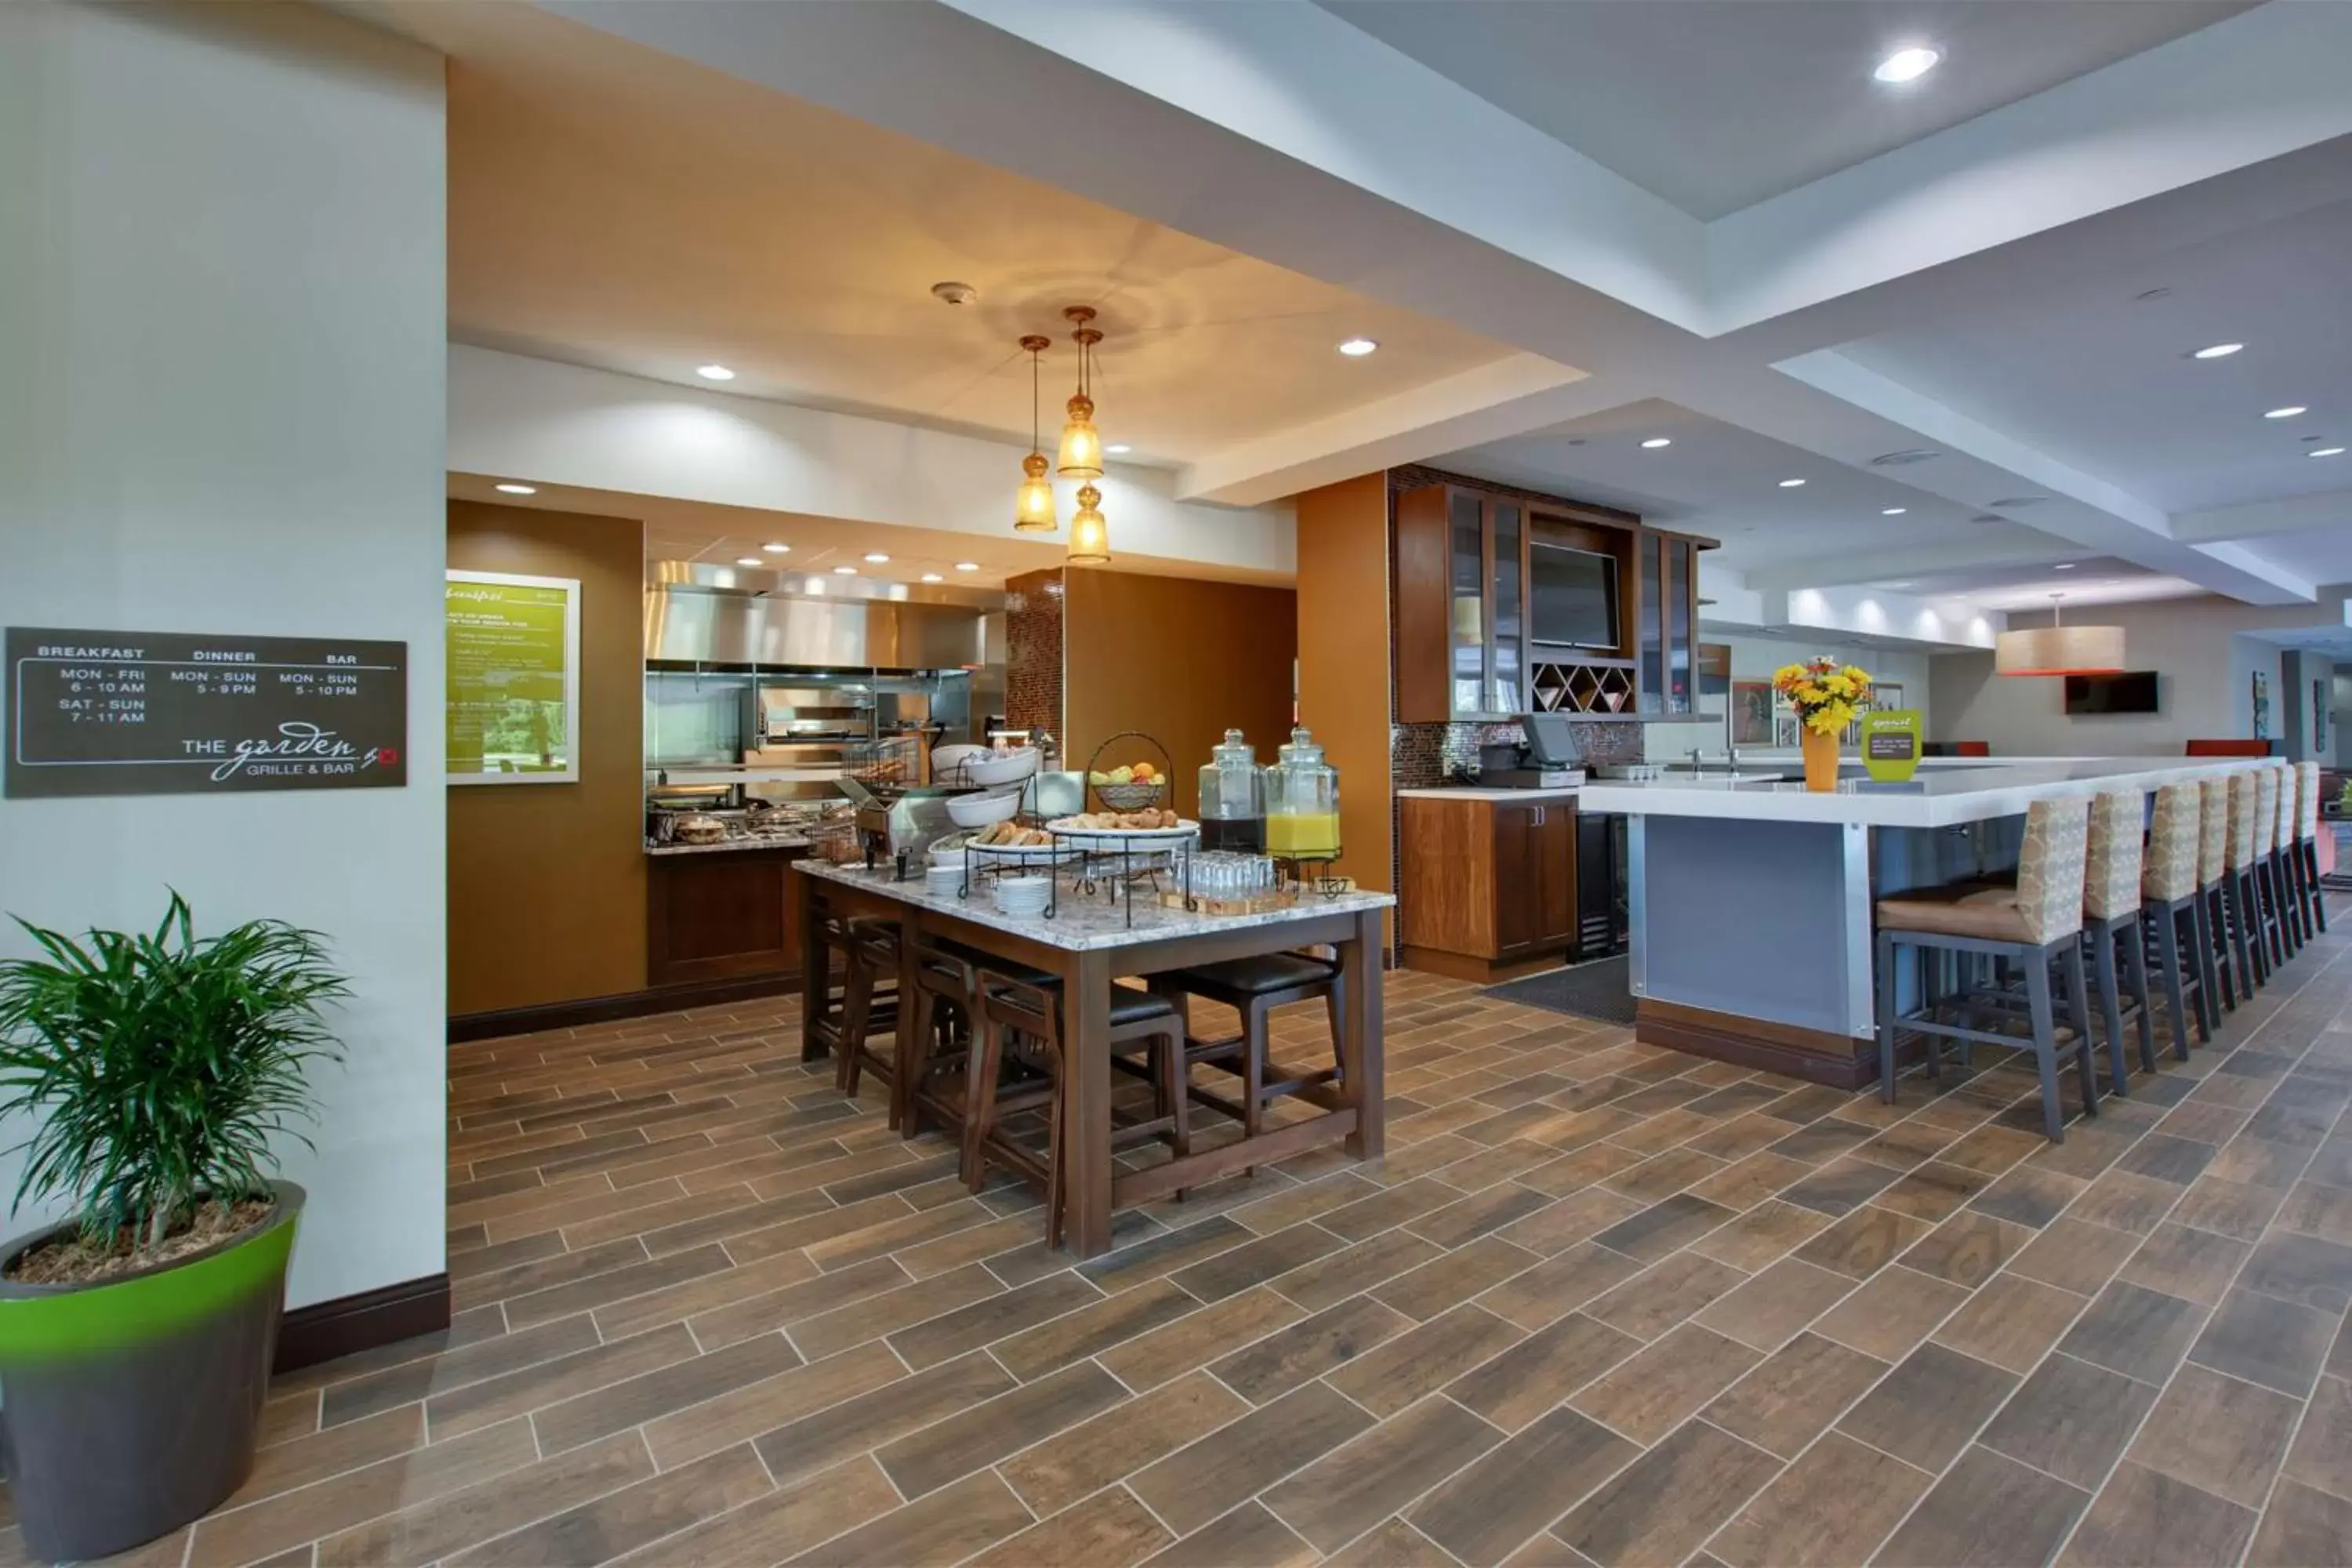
[1876,882,2035,943]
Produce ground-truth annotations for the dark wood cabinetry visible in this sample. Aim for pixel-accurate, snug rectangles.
[647,846,809,988]
[1399,793,1579,981]
[1393,471,1711,722]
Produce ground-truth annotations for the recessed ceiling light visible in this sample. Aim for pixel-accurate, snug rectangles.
[1778,478,1806,488]
[695,364,737,380]
[1872,46,1940,83]
[1337,338,1379,357]
[735,557,762,568]
[494,483,536,495]
[863,552,891,564]
[832,564,857,575]
[2054,562,2077,570]
[955,561,979,572]
[921,572,944,583]
[2265,406,2309,420]
[761,542,790,554]
[1105,444,1132,455]
[1881,507,1907,516]
[1639,437,1672,449]
[2189,343,2243,360]
[2310,447,2347,458]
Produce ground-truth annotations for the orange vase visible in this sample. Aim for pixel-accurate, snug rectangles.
[1802,726,1840,792]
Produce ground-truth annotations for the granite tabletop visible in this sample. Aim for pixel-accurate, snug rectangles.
[644,834,814,857]
[796,858,1392,951]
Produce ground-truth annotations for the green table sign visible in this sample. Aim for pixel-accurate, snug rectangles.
[1862,710,1922,782]
[446,570,579,784]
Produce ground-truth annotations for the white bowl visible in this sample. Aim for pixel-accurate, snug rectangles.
[946,789,1022,829]
[931,743,987,779]
[965,749,1041,788]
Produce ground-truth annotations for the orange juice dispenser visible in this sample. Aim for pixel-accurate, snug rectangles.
[1265,725,1341,860]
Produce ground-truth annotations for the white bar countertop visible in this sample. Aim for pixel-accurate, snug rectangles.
[797,859,1392,952]
[1578,756,2268,829]
[1396,786,1581,803]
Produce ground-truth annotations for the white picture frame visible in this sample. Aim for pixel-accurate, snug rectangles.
[445,568,582,786]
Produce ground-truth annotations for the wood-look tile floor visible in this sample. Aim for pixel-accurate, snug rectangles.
[56,922,2352,1567]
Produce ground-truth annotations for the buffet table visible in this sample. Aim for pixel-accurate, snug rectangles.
[794,860,1394,1257]
[1573,757,2268,1087]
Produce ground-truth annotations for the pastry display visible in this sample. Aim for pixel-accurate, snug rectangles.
[972,819,1054,848]
[1061,808,1181,831]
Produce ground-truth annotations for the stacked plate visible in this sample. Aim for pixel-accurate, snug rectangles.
[924,862,963,898]
[993,876,1052,917]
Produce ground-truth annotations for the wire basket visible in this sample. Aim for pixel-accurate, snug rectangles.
[805,816,862,864]
[1083,730,1175,815]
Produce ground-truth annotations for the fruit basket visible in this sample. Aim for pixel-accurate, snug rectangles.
[1084,730,1171,811]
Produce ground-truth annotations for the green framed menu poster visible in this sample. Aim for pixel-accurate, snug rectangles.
[445,570,579,785]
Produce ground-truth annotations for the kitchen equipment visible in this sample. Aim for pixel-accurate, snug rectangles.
[1197,728,1268,853]
[1479,714,1588,790]
[946,789,1022,829]
[1265,725,1341,859]
[674,813,728,845]
[840,776,970,875]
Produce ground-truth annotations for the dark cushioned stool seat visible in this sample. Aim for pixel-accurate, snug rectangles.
[1161,953,1338,1002]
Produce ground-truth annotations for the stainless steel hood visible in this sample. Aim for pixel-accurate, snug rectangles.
[644,574,1000,673]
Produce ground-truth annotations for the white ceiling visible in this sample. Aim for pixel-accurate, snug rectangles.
[1850,557,2201,611]
[1438,401,2049,577]
[1842,197,2352,514]
[397,2,1515,469]
[1319,0,2250,219]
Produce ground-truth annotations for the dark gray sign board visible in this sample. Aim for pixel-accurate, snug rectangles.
[5,626,407,798]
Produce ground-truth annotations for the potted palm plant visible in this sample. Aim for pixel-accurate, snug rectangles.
[0,893,346,1562]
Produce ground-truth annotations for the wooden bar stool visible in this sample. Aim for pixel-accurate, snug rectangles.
[2197,775,2238,1018]
[961,970,1188,1248]
[2224,771,2267,996]
[901,933,986,1142]
[1149,953,1345,1156]
[2082,789,2155,1087]
[2294,760,2329,938]
[832,916,906,1120]
[2140,781,2209,1055]
[1875,795,2097,1143]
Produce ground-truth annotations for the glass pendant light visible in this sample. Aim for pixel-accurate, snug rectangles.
[1994,593,2126,676]
[1013,335,1058,533]
[1067,483,1110,565]
[1056,305,1104,479]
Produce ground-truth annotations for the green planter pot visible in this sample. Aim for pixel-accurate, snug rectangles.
[0,1183,303,1562]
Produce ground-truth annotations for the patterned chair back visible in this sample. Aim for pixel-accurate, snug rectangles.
[2016,795,2091,944]
[2143,782,2201,903]
[2198,777,2230,886]
[2276,764,2298,851]
[2228,771,2261,871]
[2296,760,2322,843]
[2255,766,2281,858]
[2083,790,2146,920]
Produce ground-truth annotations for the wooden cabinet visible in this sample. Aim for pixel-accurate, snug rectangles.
[647,846,809,988]
[1399,793,1577,980]
[1395,474,1711,723]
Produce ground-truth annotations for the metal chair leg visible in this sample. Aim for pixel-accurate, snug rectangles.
[2024,952,2067,1144]
[1876,930,1900,1105]
[2061,941,2100,1118]
[2091,927,2129,1094]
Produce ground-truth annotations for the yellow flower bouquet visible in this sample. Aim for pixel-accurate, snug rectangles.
[1773,657,1874,791]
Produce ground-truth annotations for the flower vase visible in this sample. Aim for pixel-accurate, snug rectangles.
[1802,727,1840,792]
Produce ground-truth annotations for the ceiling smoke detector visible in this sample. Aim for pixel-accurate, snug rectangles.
[931,281,980,307]
[1870,449,1941,467]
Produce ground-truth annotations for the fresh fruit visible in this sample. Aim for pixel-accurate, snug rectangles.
[1130,762,1156,781]
[1109,765,1134,784]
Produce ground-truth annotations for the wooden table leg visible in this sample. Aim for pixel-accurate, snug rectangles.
[1341,909,1384,1160]
[797,870,827,1063]
[894,909,923,1137]
[1062,948,1115,1257]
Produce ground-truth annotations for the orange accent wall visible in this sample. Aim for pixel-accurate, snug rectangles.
[1294,474,1393,899]
[1062,570,1298,818]
[447,501,648,1017]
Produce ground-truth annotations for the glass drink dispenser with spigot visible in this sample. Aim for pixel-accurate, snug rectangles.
[1265,725,1341,859]
[1196,728,1267,852]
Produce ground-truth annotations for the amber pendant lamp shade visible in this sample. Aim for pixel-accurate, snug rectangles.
[1067,484,1110,565]
[1994,594,2125,677]
[1056,307,1105,480]
[1014,335,1058,534]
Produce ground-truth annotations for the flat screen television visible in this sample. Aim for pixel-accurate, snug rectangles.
[1530,542,1619,652]
[2064,671,2159,715]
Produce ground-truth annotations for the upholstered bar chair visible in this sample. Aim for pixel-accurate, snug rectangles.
[2252,765,2288,971]
[1876,795,2097,1142]
[2197,775,2238,1017]
[2295,760,2328,936]
[2225,771,2267,995]
[2271,762,2306,954]
[2079,789,2156,1086]
[2140,782,2210,1054]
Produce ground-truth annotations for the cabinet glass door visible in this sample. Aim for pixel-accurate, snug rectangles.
[1638,535,1664,714]
[1667,537,1693,713]
[1490,501,1523,715]
[1449,489,1485,717]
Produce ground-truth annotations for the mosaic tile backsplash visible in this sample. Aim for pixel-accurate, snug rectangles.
[1004,571,1064,742]
[1389,718,1643,789]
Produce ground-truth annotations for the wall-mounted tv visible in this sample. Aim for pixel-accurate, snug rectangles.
[2064,671,2159,715]
[1530,542,1619,652]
